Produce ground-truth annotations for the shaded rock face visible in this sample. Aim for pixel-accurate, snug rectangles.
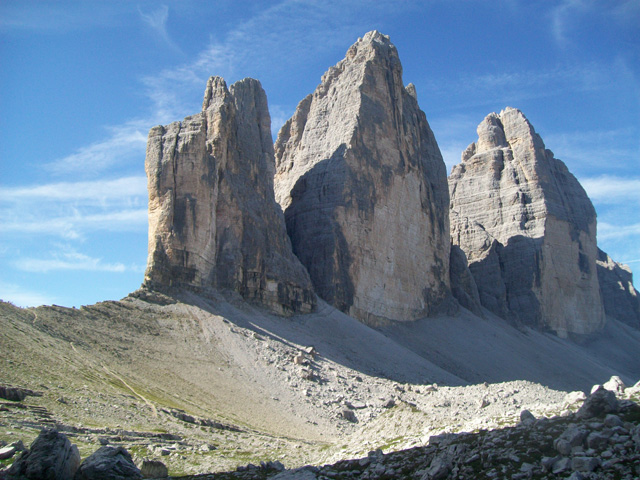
[144,77,315,315]
[274,31,450,324]
[596,248,640,328]
[449,244,482,315]
[74,446,142,480]
[449,107,604,337]
[7,429,80,480]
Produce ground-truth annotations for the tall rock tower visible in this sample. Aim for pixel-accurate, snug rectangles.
[449,107,605,337]
[144,77,316,315]
[274,31,451,325]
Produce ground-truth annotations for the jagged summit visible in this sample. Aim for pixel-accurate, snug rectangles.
[274,31,450,325]
[450,107,604,337]
[144,76,315,314]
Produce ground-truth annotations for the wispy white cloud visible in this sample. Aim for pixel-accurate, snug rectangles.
[423,62,614,112]
[138,4,182,54]
[0,176,147,203]
[15,250,127,274]
[0,176,148,239]
[545,128,640,174]
[0,282,53,307]
[47,124,148,176]
[580,175,640,205]
[597,222,640,241]
[2,209,148,239]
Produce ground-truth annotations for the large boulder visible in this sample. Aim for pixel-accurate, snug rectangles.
[144,76,315,315]
[6,429,80,480]
[449,107,605,337]
[274,31,451,324]
[596,248,640,328]
[74,446,142,480]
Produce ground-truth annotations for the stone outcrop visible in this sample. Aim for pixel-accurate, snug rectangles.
[449,107,605,337]
[6,429,80,480]
[596,248,640,328]
[274,31,450,324]
[74,446,142,480]
[144,76,315,315]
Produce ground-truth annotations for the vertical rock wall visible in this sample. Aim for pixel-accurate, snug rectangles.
[274,31,451,324]
[144,77,315,314]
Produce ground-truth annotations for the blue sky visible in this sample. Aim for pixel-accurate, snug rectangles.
[1,0,639,307]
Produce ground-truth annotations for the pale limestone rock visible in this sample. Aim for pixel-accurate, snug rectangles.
[449,107,605,336]
[274,31,450,324]
[144,77,315,314]
[596,248,640,328]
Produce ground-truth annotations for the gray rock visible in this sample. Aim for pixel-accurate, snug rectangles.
[144,76,315,315]
[571,456,600,472]
[0,447,16,461]
[587,431,611,450]
[578,387,620,419]
[140,459,168,479]
[552,456,572,474]
[425,456,450,480]
[449,107,605,337]
[0,386,40,402]
[274,31,450,324]
[74,446,142,480]
[603,376,626,396]
[449,244,482,315]
[6,429,80,480]
[520,409,536,425]
[341,408,358,423]
[596,248,640,329]
[270,467,318,480]
[604,414,624,428]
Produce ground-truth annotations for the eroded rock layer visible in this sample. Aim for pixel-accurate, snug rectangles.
[144,77,315,314]
[274,31,450,324]
[449,107,604,336]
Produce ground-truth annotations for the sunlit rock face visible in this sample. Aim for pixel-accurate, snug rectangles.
[144,76,315,315]
[450,107,605,337]
[274,31,451,325]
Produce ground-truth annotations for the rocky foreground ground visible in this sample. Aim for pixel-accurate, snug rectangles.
[1,381,640,479]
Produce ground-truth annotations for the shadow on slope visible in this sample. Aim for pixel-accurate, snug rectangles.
[378,308,640,391]
[176,290,639,392]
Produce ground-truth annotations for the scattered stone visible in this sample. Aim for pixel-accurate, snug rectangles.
[565,391,587,406]
[571,456,600,472]
[341,409,357,423]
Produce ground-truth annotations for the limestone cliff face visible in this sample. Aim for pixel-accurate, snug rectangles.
[144,77,315,314]
[596,249,640,329]
[450,107,605,337]
[274,31,450,324]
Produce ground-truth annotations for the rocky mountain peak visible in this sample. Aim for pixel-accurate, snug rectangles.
[274,32,450,325]
[144,76,315,314]
[202,75,230,110]
[450,108,604,337]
